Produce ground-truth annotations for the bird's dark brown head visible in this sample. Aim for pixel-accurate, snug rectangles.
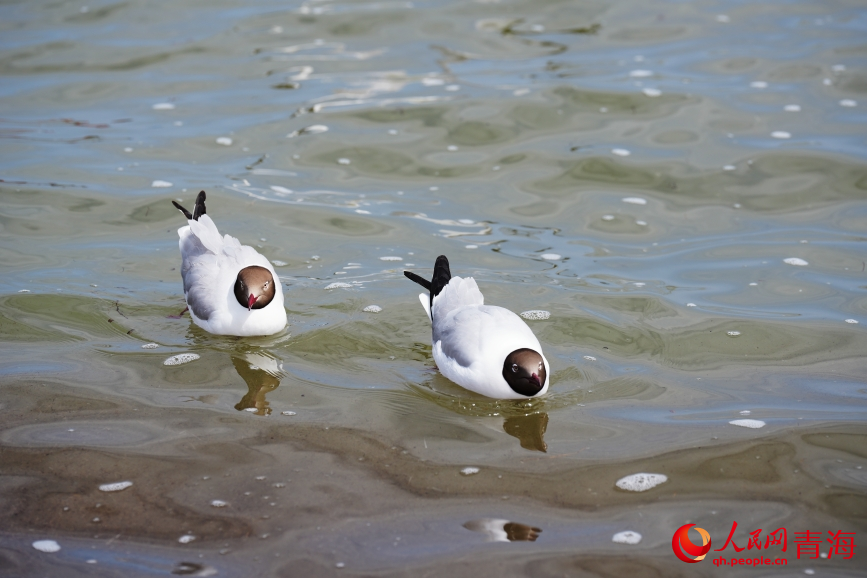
[234,266,276,311]
[502,348,546,397]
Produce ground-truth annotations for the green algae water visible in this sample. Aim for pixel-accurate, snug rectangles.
[1,0,866,575]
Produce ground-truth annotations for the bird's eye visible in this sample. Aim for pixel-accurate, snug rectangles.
[264,281,269,288]
[511,363,518,373]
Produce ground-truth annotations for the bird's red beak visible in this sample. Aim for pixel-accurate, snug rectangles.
[247,294,258,311]
[530,373,541,387]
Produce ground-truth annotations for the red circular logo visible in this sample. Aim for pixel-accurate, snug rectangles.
[672,524,712,563]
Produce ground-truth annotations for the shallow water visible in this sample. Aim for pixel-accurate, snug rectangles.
[1,0,866,575]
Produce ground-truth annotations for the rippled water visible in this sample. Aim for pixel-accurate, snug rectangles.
[1,0,866,575]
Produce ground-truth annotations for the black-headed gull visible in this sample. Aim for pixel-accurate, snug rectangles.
[404,255,550,399]
[172,191,287,336]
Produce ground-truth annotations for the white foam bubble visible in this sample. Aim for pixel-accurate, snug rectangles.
[270,186,292,194]
[216,137,233,146]
[784,104,801,112]
[715,14,730,23]
[210,500,228,508]
[151,180,173,188]
[32,540,60,553]
[447,145,459,151]
[642,88,662,97]
[840,99,857,107]
[99,481,133,492]
[750,81,768,89]
[615,473,668,492]
[337,158,351,165]
[636,220,647,226]
[612,148,631,157]
[152,102,175,110]
[723,165,736,171]
[520,310,550,320]
[325,282,352,290]
[445,84,460,91]
[727,331,741,337]
[540,253,561,260]
[602,215,615,221]
[622,197,647,205]
[18,289,30,293]
[163,353,200,366]
[380,256,402,261]
[583,355,596,361]
[178,534,196,544]
[460,467,480,476]
[629,69,653,78]
[612,530,642,544]
[363,305,382,313]
[141,343,159,349]
[845,319,858,324]
[271,260,287,267]
[771,131,791,139]
[783,257,808,266]
[730,419,766,429]
[282,411,297,416]
[740,410,751,415]
[465,245,478,249]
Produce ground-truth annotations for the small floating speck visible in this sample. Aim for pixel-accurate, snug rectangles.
[152,102,175,110]
[282,411,297,416]
[18,289,30,293]
[311,255,320,260]
[832,64,846,72]
[336,562,345,569]
[178,534,196,544]
[750,81,768,89]
[723,165,736,171]
[749,282,758,286]
[325,282,352,290]
[636,220,647,226]
[152,180,173,188]
[612,148,631,157]
[602,215,615,221]
[210,500,228,508]
[730,419,766,429]
[124,147,133,152]
[784,104,801,112]
[540,253,561,260]
[32,540,61,553]
[783,257,808,266]
[726,331,741,337]
[840,99,857,107]
[612,531,642,545]
[460,467,480,476]
[447,145,459,151]
[388,129,398,135]
[141,343,159,349]
[86,559,97,564]
[740,410,751,415]
[99,481,133,492]
[715,14,730,23]
[216,137,233,146]
[380,256,402,261]
[363,305,382,313]
[272,260,287,267]
[641,88,661,97]
[629,69,653,78]
[520,310,550,320]
[337,158,351,165]
[445,84,460,91]
[615,473,667,492]
[622,197,647,205]
[823,78,832,86]
[583,355,596,361]
[465,245,478,249]
[771,131,791,139]
[845,319,858,324]
[163,353,200,366]
[429,186,439,191]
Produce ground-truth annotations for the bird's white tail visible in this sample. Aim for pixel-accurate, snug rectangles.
[431,276,483,318]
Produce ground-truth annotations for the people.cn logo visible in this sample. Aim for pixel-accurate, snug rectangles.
[672,524,712,563]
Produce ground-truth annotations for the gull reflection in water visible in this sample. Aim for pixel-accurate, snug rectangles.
[232,352,284,416]
[463,519,542,542]
[502,412,549,452]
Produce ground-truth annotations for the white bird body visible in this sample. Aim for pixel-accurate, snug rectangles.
[175,196,286,336]
[407,257,549,399]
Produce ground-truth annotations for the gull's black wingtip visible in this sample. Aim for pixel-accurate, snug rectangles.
[172,200,193,220]
[404,270,432,291]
